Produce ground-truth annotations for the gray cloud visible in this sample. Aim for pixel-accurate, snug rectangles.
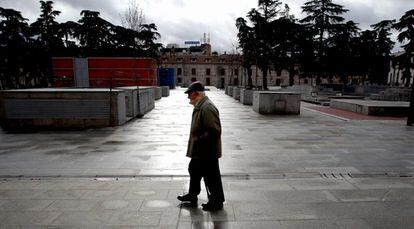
[1,0,413,53]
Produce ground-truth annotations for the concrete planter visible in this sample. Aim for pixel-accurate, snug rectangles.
[253,91,301,115]
[228,86,234,97]
[0,88,127,130]
[117,86,155,118]
[233,87,241,101]
[154,87,162,100]
[161,86,170,97]
[330,99,409,116]
[240,89,253,105]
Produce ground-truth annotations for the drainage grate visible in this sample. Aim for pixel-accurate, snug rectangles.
[320,172,414,179]
[320,173,353,179]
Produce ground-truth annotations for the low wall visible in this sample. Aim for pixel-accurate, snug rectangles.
[253,91,301,115]
[0,88,127,130]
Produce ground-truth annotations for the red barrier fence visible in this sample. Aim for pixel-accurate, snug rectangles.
[52,57,157,88]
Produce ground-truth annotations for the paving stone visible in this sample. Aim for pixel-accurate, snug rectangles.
[0,189,45,199]
[329,189,392,202]
[36,189,87,200]
[264,190,338,204]
[348,178,414,190]
[310,202,397,219]
[280,219,371,229]
[286,178,356,190]
[0,181,41,190]
[107,211,162,226]
[80,189,128,199]
[362,218,404,229]
[45,199,100,211]
[386,201,414,217]
[0,211,61,226]
[94,199,143,211]
[50,211,113,226]
[0,199,54,211]
[233,202,320,221]
[124,189,169,200]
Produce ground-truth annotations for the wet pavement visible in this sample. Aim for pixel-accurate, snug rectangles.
[1,87,414,228]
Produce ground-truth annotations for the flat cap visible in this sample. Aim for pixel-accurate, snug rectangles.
[184,81,205,94]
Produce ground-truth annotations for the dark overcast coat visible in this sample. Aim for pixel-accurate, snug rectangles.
[186,96,222,159]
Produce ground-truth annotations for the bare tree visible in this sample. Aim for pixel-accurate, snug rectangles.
[120,0,145,32]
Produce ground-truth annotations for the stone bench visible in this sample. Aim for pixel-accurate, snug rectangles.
[253,91,301,114]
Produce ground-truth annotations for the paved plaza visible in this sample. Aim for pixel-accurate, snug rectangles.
[1,87,414,228]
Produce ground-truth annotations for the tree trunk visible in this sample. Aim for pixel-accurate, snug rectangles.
[262,67,268,90]
[247,68,253,89]
[288,65,295,86]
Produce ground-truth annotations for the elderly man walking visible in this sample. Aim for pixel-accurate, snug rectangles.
[177,81,225,211]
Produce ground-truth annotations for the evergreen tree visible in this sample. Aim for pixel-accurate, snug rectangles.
[236,17,255,88]
[370,20,395,84]
[247,0,283,90]
[394,9,414,87]
[300,0,348,84]
[300,0,348,57]
[0,7,30,89]
[30,1,63,86]
[75,10,114,55]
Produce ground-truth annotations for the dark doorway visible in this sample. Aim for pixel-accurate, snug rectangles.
[276,79,281,86]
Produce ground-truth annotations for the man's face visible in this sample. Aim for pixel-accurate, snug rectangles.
[187,91,198,106]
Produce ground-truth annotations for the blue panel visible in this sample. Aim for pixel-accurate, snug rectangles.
[158,68,176,89]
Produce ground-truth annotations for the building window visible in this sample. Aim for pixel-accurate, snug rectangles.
[304,79,309,84]
[205,58,211,63]
[234,69,239,76]
[206,68,211,76]
[191,77,197,82]
[206,78,211,86]
[177,77,182,83]
[191,58,197,62]
[191,68,196,75]
[220,68,225,76]
[177,68,182,76]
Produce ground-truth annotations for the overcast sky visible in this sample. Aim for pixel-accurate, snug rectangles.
[1,0,413,53]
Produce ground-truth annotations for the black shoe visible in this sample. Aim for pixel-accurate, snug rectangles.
[201,202,223,211]
[177,194,197,205]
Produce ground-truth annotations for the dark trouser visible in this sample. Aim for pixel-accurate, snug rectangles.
[188,158,225,203]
